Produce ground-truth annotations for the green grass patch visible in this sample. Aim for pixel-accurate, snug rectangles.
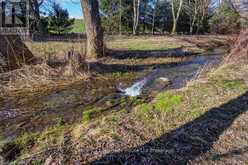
[0,134,4,143]
[82,107,102,122]
[37,125,64,150]
[154,92,183,112]
[217,80,247,91]
[15,132,39,147]
[138,103,153,114]
[6,125,64,152]
[55,117,65,126]
[70,19,85,33]
[135,92,183,120]
[111,132,121,141]
[12,124,65,152]
[107,39,180,51]
[190,109,202,118]
[31,160,43,165]
[104,115,119,125]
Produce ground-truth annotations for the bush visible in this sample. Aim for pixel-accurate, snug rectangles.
[209,3,241,34]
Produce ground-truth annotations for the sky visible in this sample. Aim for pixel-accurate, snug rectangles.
[57,0,83,19]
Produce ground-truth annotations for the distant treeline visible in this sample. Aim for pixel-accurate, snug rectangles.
[100,0,247,35]
[10,0,248,35]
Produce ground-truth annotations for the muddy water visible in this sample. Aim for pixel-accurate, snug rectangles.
[0,49,225,140]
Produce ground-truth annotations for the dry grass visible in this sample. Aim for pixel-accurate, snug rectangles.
[25,35,229,60]
[0,35,235,164]
[225,30,248,63]
[5,35,215,95]
[63,63,248,164]
[25,41,86,59]
[0,59,88,95]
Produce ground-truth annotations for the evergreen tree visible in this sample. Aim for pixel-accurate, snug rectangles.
[48,3,75,34]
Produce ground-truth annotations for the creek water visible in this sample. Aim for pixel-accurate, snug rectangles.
[119,54,223,97]
[0,49,225,140]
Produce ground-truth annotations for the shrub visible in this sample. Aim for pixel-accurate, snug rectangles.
[48,2,75,34]
[209,3,241,34]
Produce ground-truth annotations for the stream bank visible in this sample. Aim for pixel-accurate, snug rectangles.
[0,35,230,164]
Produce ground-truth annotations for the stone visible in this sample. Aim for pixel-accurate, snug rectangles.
[158,77,170,83]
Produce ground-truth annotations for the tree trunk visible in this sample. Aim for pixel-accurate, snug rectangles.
[80,0,104,58]
[188,0,197,34]
[143,0,147,33]
[33,2,40,18]
[29,0,42,32]
[171,0,176,34]
[0,35,34,72]
[152,0,158,35]
[119,0,122,35]
[190,7,197,34]
[133,0,140,35]
[172,21,177,34]
[171,0,183,34]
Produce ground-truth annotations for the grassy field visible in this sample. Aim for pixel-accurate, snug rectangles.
[70,19,85,33]
[25,35,227,58]
[106,37,180,51]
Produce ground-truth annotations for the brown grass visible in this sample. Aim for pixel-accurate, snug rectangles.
[0,53,89,95]
[225,30,248,63]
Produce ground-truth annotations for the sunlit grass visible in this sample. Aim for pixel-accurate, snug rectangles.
[107,39,180,51]
[70,19,85,33]
[82,107,102,122]
[135,92,183,121]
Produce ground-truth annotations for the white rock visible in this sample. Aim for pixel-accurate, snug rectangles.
[158,77,170,82]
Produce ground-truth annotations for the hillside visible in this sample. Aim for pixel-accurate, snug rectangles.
[70,19,85,33]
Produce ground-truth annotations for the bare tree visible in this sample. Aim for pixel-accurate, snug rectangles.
[152,0,159,34]
[119,0,122,35]
[196,0,210,33]
[230,0,248,20]
[185,0,211,34]
[133,0,141,35]
[171,0,184,33]
[185,0,199,34]
[29,0,44,32]
[80,0,104,58]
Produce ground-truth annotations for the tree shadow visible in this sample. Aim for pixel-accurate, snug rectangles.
[90,91,248,164]
[88,55,202,74]
[211,146,248,161]
[106,48,199,60]
[88,61,190,74]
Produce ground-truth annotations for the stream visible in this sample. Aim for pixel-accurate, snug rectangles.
[120,54,223,97]
[0,49,225,140]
